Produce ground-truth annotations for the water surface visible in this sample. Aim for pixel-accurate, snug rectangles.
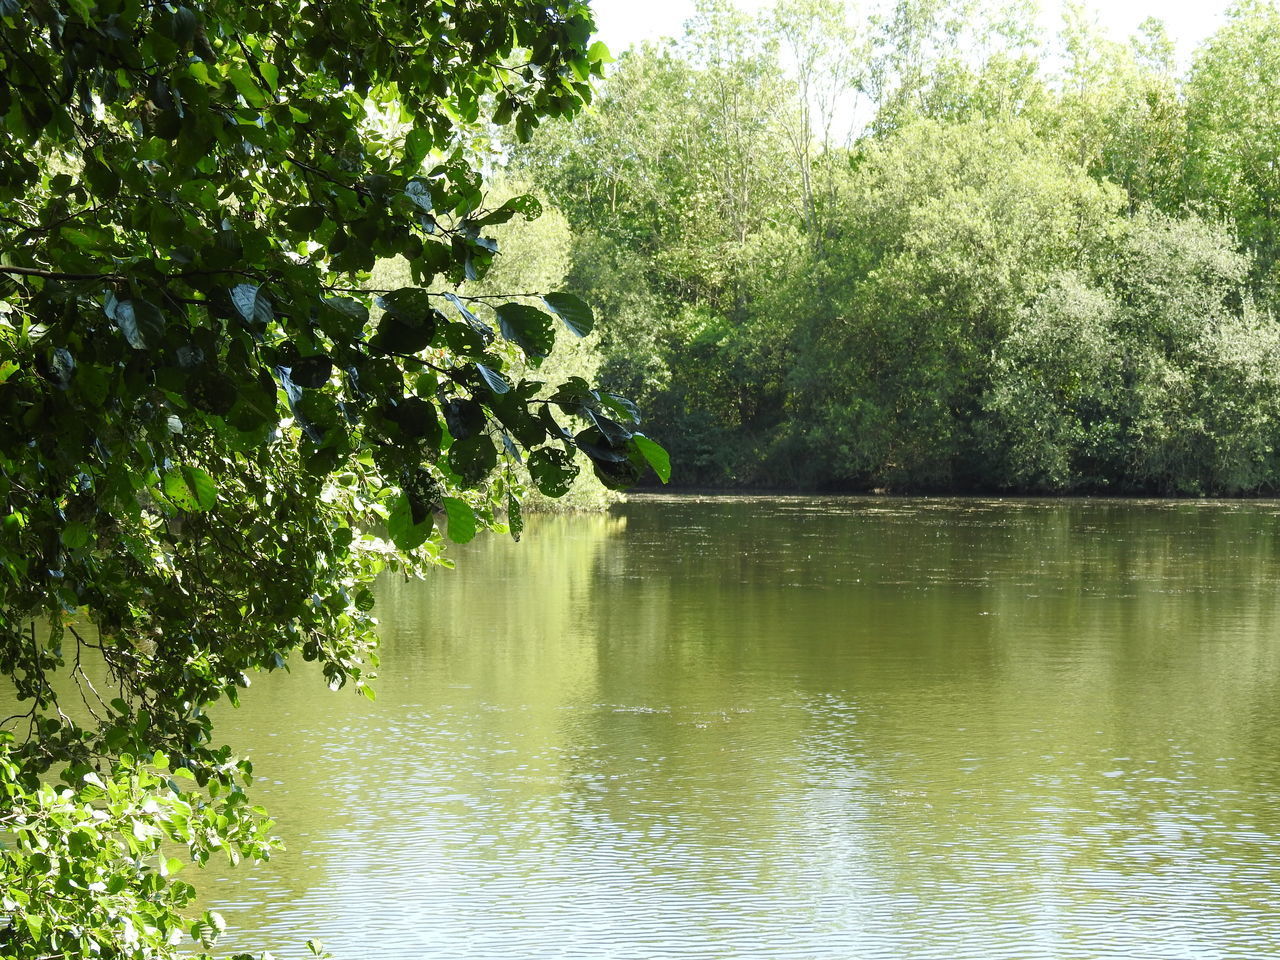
[206,496,1280,959]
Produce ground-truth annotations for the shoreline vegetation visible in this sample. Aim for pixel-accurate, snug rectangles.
[498,0,1280,498]
[624,486,1280,501]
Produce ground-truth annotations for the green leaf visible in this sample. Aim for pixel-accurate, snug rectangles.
[443,292,494,339]
[632,434,671,483]
[258,62,279,92]
[138,137,171,166]
[599,392,641,424]
[514,110,535,143]
[61,225,108,249]
[493,96,516,126]
[0,360,17,383]
[228,67,268,108]
[476,196,542,228]
[60,521,90,549]
[404,129,432,170]
[66,0,92,23]
[192,910,227,949]
[442,496,476,543]
[387,494,433,551]
[161,465,218,512]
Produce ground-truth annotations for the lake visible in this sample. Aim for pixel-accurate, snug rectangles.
[203,496,1280,959]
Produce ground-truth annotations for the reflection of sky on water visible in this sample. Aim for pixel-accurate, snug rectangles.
[202,498,1280,959]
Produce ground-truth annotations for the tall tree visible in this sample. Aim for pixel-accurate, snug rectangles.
[771,0,866,245]
[1185,0,1280,281]
[1096,18,1184,212]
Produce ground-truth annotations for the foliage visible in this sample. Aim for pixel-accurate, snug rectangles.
[983,274,1122,490]
[371,184,620,511]
[0,2,667,958]
[511,0,1280,495]
[1184,0,1280,279]
[787,118,1123,488]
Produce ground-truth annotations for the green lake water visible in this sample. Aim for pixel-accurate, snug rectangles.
[202,496,1280,959]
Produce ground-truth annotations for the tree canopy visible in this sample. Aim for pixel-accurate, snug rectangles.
[512,0,1280,495]
[0,2,667,958]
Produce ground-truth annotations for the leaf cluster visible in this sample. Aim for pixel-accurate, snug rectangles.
[0,2,666,957]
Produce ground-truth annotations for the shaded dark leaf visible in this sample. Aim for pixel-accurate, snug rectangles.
[542,292,595,337]
[495,302,555,358]
[499,430,521,461]
[231,284,272,327]
[288,355,333,389]
[591,452,646,490]
[540,405,574,442]
[448,433,496,485]
[175,345,205,369]
[506,492,523,541]
[575,426,629,463]
[106,294,164,350]
[405,180,433,212]
[442,397,484,440]
[527,446,578,498]
[587,410,633,445]
[190,372,237,415]
[375,315,435,354]
[384,396,441,446]
[42,347,75,389]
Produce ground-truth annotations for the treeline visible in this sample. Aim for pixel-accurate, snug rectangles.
[497,0,1280,494]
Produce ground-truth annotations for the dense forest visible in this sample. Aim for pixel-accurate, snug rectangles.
[498,0,1280,494]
